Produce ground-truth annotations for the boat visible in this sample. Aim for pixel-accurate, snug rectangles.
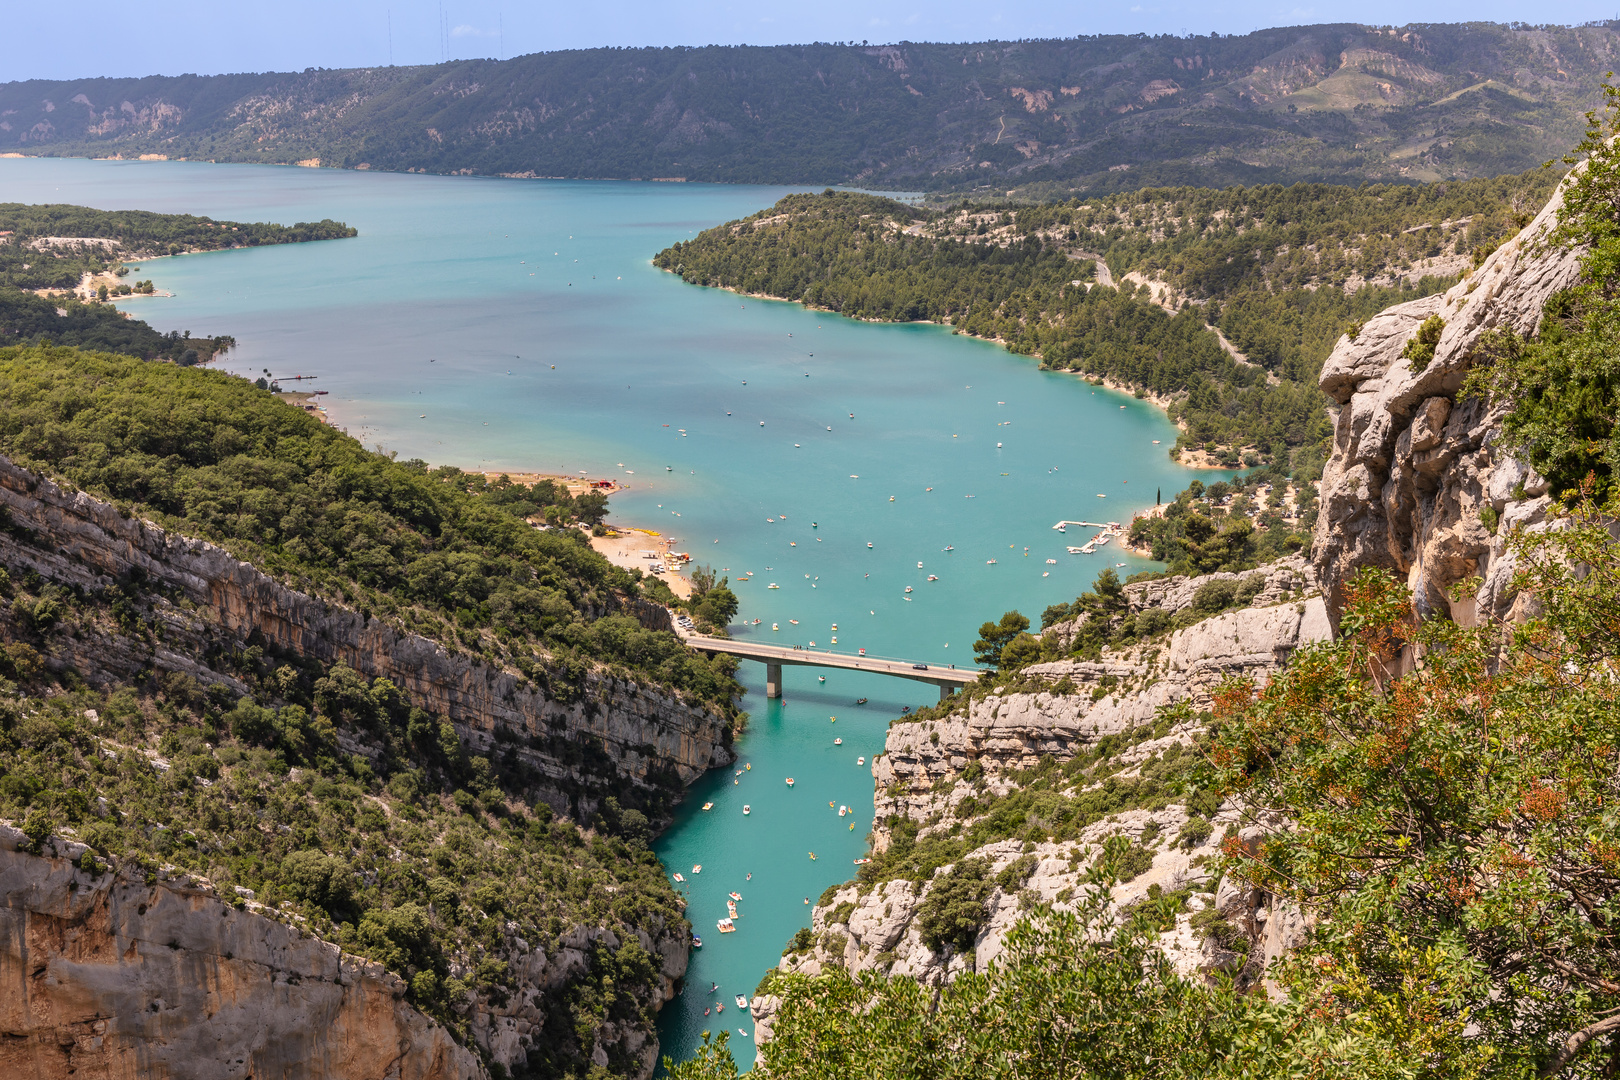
[987,559,997,565]
[856,697,867,705]
[702,803,713,812]
[786,777,795,786]
[736,995,749,1009]
[1047,558,1058,564]
[727,900,738,917]
[790,619,799,624]
[772,623,779,631]
[889,496,895,502]
[839,805,849,816]
[704,1008,710,1015]
[693,864,703,873]
[717,919,735,933]
[830,637,837,644]
[853,858,871,865]
[768,583,780,589]
[917,562,924,568]
[742,805,751,815]
[857,756,866,765]
[674,872,685,882]
[834,737,843,745]
[944,545,954,551]
[1068,546,1085,554]
[819,676,826,683]
[729,892,743,902]
[904,586,913,593]
[693,936,703,948]
[867,542,873,549]
[927,575,938,581]
[808,853,817,860]
[745,763,751,771]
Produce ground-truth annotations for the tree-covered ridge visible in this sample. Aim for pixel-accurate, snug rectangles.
[2,23,1617,193]
[0,289,232,364]
[0,346,741,716]
[0,202,355,292]
[0,578,681,1079]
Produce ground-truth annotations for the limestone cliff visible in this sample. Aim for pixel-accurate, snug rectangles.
[754,558,1330,1042]
[0,454,733,819]
[0,829,483,1080]
[1313,177,1582,625]
[0,452,729,1078]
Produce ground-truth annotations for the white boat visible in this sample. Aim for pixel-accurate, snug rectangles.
[702,803,713,811]
[986,559,997,565]
[786,777,795,786]
[742,805,751,815]
[772,623,779,631]
[768,583,780,589]
[834,737,843,745]
[857,757,866,765]
[736,995,749,1008]
[917,562,924,568]
[693,864,703,873]
[904,586,913,593]
[1067,546,1085,554]
[867,542,873,548]
[927,575,938,581]
[717,918,735,932]
[673,872,685,882]
[727,900,738,917]
[1046,558,1057,564]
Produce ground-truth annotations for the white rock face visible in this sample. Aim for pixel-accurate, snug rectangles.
[1312,180,1583,624]
[758,567,1331,1052]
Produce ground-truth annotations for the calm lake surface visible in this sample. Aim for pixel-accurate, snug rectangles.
[2,157,1226,1070]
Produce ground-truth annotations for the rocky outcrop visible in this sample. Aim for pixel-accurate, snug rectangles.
[0,834,483,1080]
[768,569,1330,1019]
[0,455,733,818]
[1313,179,1582,624]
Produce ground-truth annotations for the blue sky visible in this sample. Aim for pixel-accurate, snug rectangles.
[10,0,1620,82]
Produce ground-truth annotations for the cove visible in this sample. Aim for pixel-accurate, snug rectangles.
[0,157,1228,1071]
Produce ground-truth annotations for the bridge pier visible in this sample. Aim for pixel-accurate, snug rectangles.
[766,663,782,699]
[939,685,955,701]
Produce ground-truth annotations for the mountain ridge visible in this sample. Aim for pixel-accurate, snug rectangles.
[4,22,1618,193]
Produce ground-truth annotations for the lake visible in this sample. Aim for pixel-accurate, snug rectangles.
[0,157,1224,1070]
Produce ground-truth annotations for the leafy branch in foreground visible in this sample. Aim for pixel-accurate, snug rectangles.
[1208,496,1620,1078]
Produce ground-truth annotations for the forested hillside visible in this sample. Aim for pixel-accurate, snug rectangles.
[3,22,1617,193]
[655,168,1554,470]
[0,202,353,361]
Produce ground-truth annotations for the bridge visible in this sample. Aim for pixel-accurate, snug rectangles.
[682,634,981,700]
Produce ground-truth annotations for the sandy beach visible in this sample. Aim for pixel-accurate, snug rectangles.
[591,527,692,599]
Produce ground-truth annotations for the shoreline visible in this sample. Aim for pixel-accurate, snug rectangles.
[590,526,692,599]
[660,268,1238,473]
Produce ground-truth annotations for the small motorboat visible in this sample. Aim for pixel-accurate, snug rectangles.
[819,676,826,683]
[727,900,738,917]
[704,1008,710,1015]
[736,995,749,1008]
[904,586,913,593]
[867,542,873,549]
[717,919,735,933]
[786,777,795,786]
[693,864,703,873]
[772,623,779,631]
[927,575,938,581]
[889,496,895,502]
[987,559,997,565]
[856,697,867,705]
[834,737,843,745]
[742,805,751,815]
[674,872,685,882]
[730,891,743,902]
[944,544,954,551]
[830,637,837,644]
[693,936,703,948]
[839,805,849,816]
[702,803,713,812]
[768,583,780,589]
[857,757,866,766]
[901,706,911,714]
[853,857,871,865]
[717,1003,726,1012]
[1046,558,1057,564]
[790,619,799,624]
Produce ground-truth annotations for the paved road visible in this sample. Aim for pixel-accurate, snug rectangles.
[684,634,980,689]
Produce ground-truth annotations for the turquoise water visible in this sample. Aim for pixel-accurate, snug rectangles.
[1,158,1223,1069]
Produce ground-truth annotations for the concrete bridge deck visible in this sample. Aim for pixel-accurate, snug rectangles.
[683,634,980,700]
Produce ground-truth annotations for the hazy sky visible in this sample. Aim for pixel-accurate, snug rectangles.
[10,0,1620,82]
